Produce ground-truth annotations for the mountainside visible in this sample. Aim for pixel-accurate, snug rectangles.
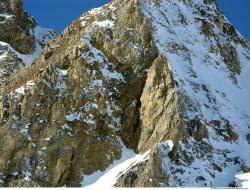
[0,0,55,101]
[0,0,250,187]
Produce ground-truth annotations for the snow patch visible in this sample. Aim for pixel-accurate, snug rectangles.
[0,13,13,23]
[93,20,114,28]
[0,69,6,77]
[0,26,54,64]
[0,13,13,20]
[0,51,8,60]
[235,173,250,188]
[66,112,82,122]
[15,81,34,95]
[82,33,124,82]
[81,143,150,187]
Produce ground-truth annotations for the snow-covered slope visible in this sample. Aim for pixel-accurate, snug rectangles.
[136,0,250,187]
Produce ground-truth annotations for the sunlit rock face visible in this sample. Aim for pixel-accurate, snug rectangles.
[0,0,55,102]
[0,0,250,187]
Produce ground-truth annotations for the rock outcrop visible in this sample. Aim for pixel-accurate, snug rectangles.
[0,0,36,54]
[0,0,250,188]
[0,0,55,99]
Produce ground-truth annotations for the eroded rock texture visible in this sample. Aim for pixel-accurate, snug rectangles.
[0,0,250,187]
[0,0,36,54]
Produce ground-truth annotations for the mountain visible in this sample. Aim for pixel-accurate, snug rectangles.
[0,0,55,100]
[0,0,250,187]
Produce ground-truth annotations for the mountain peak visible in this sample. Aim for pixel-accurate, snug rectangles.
[0,0,249,188]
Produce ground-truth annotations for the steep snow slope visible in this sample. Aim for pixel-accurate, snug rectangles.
[137,0,250,186]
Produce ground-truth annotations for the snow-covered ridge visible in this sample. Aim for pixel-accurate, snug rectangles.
[141,0,250,187]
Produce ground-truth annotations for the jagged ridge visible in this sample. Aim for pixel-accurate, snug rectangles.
[0,0,250,188]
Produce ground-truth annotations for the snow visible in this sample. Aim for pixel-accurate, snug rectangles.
[235,173,250,188]
[88,7,103,15]
[66,112,82,122]
[19,124,32,141]
[60,69,68,75]
[0,69,6,77]
[81,143,150,187]
[0,13,13,23]
[55,67,68,96]
[34,26,55,46]
[2,36,40,65]
[62,124,71,131]
[83,119,96,125]
[0,51,8,60]
[141,0,250,187]
[82,33,124,82]
[165,140,174,151]
[23,171,32,182]
[0,13,13,19]
[12,172,18,176]
[16,28,44,64]
[92,80,103,87]
[15,81,34,95]
[0,26,54,65]
[93,20,114,28]
[43,137,51,141]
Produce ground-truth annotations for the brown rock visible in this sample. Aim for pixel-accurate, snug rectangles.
[0,0,36,54]
[241,165,250,173]
[138,55,181,153]
[247,134,250,144]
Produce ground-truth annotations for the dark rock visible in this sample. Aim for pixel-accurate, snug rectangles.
[247,134,250,144]
[241,165,250,173]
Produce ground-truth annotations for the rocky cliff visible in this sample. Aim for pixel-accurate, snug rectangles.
[0,0,250,188]
[0,0,55,100]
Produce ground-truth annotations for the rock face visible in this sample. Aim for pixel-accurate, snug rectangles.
[0,0,250,188]
[0,0,55,99]
[0,0,36,54]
